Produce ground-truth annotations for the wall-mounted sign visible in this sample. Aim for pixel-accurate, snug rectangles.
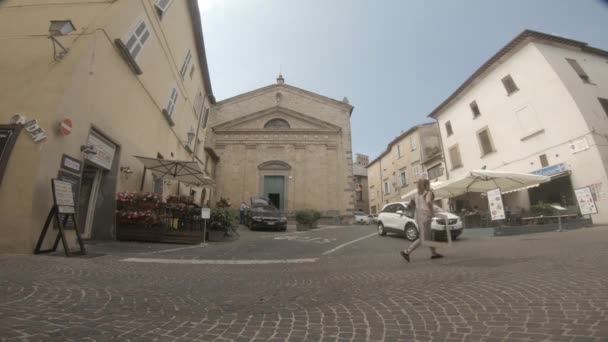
[570,137,589,154]
[85,130,116,170]
[10,114,27,125]
[59,118,73,136]
[574,187,598,215]
[531,163,567,177]
[60,154,82,174]
[487,188,505,221]
[24,119,47,143]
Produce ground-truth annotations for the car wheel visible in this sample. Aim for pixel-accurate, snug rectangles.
[404,224,418,241]
[377,222,387,236]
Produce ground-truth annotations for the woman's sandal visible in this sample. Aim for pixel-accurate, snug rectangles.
[400,251,410,262]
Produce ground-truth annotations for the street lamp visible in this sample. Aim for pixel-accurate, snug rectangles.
[187,127,195,146]
[48,20,76,61]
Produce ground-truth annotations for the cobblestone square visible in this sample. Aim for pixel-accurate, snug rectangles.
[1,226,608,341]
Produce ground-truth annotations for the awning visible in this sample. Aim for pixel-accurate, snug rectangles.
[134,156,214,185]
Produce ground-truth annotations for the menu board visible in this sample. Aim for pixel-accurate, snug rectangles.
[53,179,76,214]
[574,187,598,215]
[57,171,80,228]
[487,188,506,221]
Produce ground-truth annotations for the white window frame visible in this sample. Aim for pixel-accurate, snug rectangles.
[180,49,193,79]
[155,0,174,18]
[400,168,408,187]
[165,86,179,118]
[395,144,402,159]
[383,181,389,194]
[123,18,151,61]
[193,90,204,118]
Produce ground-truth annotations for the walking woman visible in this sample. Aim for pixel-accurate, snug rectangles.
[400,178,443,262]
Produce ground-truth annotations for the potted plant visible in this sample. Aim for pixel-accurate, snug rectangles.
[208,207,238,241]
[295,209,321,231]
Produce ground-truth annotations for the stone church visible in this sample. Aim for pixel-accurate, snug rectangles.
[206,75,355,219]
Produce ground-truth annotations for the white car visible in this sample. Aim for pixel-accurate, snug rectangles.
[354,211,371,224]
[377,202,463,241]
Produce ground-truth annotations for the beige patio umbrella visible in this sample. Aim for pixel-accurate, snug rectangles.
[134,156,214,186]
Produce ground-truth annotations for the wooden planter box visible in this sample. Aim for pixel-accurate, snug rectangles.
[116,221,203,245]
[116,223,163,243]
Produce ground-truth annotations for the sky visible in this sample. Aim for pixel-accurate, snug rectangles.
[198,0,608,160]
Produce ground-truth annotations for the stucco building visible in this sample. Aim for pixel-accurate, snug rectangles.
[430,30,608,224]
[366,123,445,214]
[0,0,215,253]
[206,75,356,219]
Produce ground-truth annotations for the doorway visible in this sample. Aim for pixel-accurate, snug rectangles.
[78,164,103,238]
[263,176,285,210]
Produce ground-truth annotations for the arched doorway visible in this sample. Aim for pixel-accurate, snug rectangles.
[258,161,291,210]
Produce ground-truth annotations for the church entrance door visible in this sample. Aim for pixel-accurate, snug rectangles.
[264,176,285,210]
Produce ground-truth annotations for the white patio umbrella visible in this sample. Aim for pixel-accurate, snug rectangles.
[134,156,214,185]
[401,180,445,201]
[432,170,550,199]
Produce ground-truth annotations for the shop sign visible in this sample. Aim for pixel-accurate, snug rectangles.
[60,154,82,174]
[531,163,566,177]
[487,188,505,221]
[201,207,210,219]
[574,187,598,215]
[57,170,80,228]
[53,179,76,214]
[24,119,47,143]
[85,131,116,170]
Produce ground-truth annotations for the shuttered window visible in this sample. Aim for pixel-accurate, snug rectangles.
[155,0,174,18]
[477,128,495,156]
[449,145,463,169]
[598,98,608,117]
[180,50,192,79]
[566,58,591,83]
[166,87,178,117]
[124,20,150,61]
[501,75,519,95]
[470,100,481,118]
[445,121,453,136]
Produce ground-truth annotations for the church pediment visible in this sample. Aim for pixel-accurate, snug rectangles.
[212,106,342,134]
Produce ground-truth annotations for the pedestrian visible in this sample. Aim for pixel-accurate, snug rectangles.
[239,201,247,225]
[400,178,443,262]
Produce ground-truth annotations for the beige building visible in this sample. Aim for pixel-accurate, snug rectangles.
[367,123,445,214]
[353,154,370,212]
[0,0,216,253]
[206,75,356,219]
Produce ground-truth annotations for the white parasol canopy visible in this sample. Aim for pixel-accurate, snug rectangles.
[134,156,214,185]
[401,180,445,201]
[429,170,550,199]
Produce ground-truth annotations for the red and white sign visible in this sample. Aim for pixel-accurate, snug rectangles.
[60,118,73,136]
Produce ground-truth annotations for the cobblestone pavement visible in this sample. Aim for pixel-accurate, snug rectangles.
[1,225,608,342]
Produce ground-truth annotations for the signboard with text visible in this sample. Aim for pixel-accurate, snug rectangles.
[487,188,506,221]
[85,131,116,170]
[531,163,567,177]
[574,187,598,215]
[52,179,75,214]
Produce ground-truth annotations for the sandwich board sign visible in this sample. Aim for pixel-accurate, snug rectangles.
[34,179,86,256]
[574,187,598,215]
[487,188,506,221]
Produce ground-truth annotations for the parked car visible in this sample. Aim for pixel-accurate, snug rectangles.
[354,211,371,224]
[368,214,378,224]
[376,202,462,241]
[246,197,287,231]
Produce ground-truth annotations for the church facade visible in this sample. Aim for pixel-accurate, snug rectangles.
[206,75,355,219]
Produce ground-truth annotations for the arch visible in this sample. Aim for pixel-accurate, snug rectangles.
[264,118,290,129]
[258,160,292,171]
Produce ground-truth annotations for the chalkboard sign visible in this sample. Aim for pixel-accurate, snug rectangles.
[57,171,80,229]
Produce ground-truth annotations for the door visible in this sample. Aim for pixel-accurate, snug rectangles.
[393,204,409,232]
[263,176,285,210]
[381,204,397,230]
[78,164,102,238]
